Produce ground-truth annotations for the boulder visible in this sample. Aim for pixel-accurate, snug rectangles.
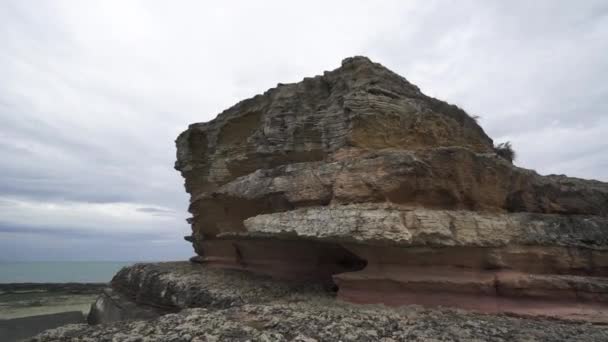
[86,262,332,325]
[175,56,608,320]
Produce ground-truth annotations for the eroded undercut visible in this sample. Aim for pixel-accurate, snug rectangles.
[194,237,608,322]
[196,239,367,285]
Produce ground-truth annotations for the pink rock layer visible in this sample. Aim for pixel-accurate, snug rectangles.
[197,239,608,322]
[335,283,608,323]
[334,269,608,323]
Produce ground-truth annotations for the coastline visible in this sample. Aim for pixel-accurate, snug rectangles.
[0,282,106,342]
[0,282,106,320]
[0,282,107,294]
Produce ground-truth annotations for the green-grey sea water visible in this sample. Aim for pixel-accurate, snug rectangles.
[0,261,135,283]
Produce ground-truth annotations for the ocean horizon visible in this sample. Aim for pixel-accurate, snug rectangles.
[0,261,139,283]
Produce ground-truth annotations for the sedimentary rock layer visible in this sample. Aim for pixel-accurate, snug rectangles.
[187,147,608,252]
[214,205,608,319]
[238,204,608,250]
[175,57,493,196]
[334,268,608,322]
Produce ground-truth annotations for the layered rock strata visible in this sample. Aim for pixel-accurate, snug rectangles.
[175,56,608,320]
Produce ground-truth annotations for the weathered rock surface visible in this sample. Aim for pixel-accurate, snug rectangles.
[30,302,608,342]
[86,288,164,325]
[175,57,494,197]
[32,263,608,341]
[173,56,608,321]
[237,204,608,249]
[86,262,331,325]
[190,148,608,239]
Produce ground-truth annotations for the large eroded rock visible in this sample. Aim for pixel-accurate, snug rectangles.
[175,56,608,321]
[86,262,331,325]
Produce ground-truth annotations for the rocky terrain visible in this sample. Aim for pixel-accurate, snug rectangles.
[30,263,608,341]
[30,299,608,342]
[29,56,608,340]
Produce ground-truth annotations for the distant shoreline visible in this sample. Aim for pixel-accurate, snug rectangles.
[0,282,107,295]
[0,284,104,341]
[0,261,135,283]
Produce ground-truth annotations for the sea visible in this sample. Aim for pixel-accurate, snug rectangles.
[0,261,136,283]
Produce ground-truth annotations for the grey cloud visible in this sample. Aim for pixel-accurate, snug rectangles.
[0,232,192,261]
[0,1,606,261]
[136,207,176,215]
[0,220,193,261]
[0,222,167,240]
[366,1,608,180]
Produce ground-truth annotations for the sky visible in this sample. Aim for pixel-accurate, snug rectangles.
[0,1,607,261]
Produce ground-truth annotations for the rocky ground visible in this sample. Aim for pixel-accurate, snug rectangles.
[27,263,608,341]
[29,299,608,341]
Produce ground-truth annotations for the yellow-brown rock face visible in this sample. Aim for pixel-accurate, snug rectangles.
[175,56,608,321]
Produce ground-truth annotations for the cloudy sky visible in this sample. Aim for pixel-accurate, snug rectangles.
[1,1,607,261]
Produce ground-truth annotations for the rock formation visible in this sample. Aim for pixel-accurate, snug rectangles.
[174,56,608,321]
[85,262,329,326]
